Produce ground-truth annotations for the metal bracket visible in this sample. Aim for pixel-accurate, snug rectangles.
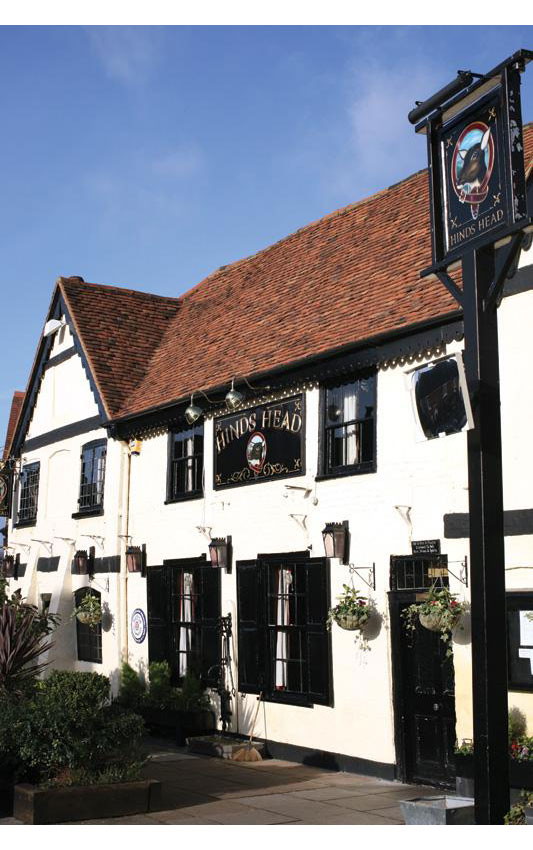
[348,562,376,591]
[484,232,526,312]
[436,271,464,307]
[448,556,469,587]
[90,575,110,594]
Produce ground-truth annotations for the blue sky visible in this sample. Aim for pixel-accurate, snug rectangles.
[1,25,533,447]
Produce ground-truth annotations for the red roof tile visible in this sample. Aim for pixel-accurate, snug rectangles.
[116,123,533,419]
[3,391,25,460]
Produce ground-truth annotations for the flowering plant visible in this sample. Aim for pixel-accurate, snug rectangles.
[71,592,102,629]
[327,585,371,631]
[402,586,464,657]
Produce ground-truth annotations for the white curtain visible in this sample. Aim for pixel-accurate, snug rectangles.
[179,571,194,676]
[275,568,292,690]
[185,434,194,492]
[342,383,358,466]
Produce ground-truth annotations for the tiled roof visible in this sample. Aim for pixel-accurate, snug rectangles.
[59,279,181,418]
[3,391,24,460]
[7,125,533,446]
[117,122,533,419]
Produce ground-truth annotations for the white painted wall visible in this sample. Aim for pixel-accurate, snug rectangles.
[6,255,533,770]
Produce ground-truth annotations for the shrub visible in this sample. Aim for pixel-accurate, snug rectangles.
[0,670,145,785]
[146,661,173,708]
[504,791,533,825]
[175,671,212,712]
[118,661,146,710]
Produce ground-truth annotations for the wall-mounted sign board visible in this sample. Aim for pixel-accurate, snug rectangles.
[412,539,441,556]
[0,470,12,518]
[425,56,530,269]
[214,395,304,489]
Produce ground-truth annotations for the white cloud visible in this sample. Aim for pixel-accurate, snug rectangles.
[85,25,164,85]
[152,147,205,179]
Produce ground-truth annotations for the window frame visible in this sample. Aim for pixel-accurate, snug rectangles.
[15,461,40,527]
[237,552,333,708]
[317,371,377,481]
[73,439,107,518]
[148,557,221,687]
[74,587,102,664]
[506,591,533,693]
[165,424,204,504]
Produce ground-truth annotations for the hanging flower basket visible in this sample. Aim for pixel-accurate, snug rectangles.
[334,610,370,631]
[402,587,465,656]
[71,593,102,629]
[327,585,371,632]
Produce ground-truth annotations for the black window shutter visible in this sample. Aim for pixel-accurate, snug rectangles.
[304,558,332,705]
[236,559,265,694]
[147,565,168,663]
[199,565,221,684]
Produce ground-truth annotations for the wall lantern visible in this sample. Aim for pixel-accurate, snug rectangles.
[0,554,15,578]
[209,536,232,573]
[126,544,147,576]
[225,379,245,411]
[74,547,95,576]
[322,521,350,564]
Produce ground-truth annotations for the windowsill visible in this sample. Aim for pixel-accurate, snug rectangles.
[164,492,204,505]
[316,463,376,482]
[72,507,104,519]
[13,519,37,529]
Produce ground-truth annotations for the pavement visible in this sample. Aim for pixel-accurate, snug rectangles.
[0,738,438,825]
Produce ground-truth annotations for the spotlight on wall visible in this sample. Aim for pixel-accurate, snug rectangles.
[185,394,203,425]
[322,521,350,565]
[209,536,232,573]
[225,379,245,411]
[43,318,66,338]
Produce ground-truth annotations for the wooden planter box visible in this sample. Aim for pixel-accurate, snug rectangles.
[455,753,533,797]
[13,779,161,824]
[141,706,216,745]
[0,770,15,818]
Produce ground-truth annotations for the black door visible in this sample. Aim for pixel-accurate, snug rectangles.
[389,555,456,787]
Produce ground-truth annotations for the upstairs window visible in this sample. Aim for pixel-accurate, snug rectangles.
[77,440,106,513]
[237,554,332,706]
[17,462,40,525]
[321,374,376,477]
[167,425,203,501]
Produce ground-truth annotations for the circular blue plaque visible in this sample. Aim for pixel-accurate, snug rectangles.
[131,608,147,644]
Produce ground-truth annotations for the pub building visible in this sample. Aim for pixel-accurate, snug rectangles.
[2,123,533,787]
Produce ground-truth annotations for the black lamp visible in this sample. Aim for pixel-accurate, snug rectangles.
[322,521,349,564]
[209,536,232,573]
[126,544,146,574]
[185,394,203,425]
[73,547,95,576]
[1,554,15,578]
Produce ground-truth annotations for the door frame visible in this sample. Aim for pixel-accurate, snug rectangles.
[388,585,457,788]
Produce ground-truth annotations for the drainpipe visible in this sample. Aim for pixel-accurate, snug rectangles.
[118,442,131,663]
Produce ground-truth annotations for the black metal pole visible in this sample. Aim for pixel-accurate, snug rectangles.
[462,246,510,824]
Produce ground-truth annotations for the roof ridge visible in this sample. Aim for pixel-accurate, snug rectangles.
[58,276,181,303]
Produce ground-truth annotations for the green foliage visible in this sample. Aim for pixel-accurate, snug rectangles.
[402,586,464,657]
[327,585,371,630]
[504,791,533,825]
[146,661,173,708]
[0,670,145,785]
[174,671,212,711]
[41,761,144,789]
[509,706,527,741]
[118,661,146,710]
[71,592,102,629]
[0,584,59,695]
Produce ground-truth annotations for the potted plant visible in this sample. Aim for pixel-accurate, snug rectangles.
[71,592,102,628]
[402,586,464,656]
[327,584,371,631]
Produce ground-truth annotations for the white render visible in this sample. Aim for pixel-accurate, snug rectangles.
[5,248,533,771]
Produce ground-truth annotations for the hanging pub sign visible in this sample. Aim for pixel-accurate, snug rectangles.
[421,52,531,268]
[0,469,12,518]
[214,395,304,489]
